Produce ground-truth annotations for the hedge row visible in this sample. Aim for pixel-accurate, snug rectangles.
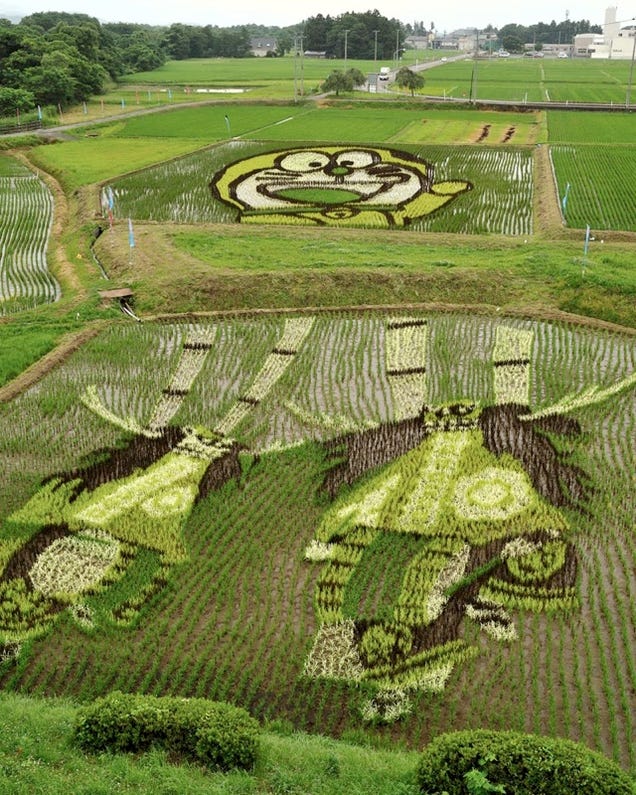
[417,730,635,795]
[73,691,260,771]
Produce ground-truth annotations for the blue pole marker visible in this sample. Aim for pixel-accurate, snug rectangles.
[561,182,570,212]
[128,218,135,249]
[583,225,591,257]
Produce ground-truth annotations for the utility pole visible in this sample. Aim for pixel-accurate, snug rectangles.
[469,28,479,104]
[627,25,636,106]
[344,29,350,67]
[293,34,304,102]
[373,29,379,62]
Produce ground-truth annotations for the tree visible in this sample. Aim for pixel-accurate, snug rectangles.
[321,68,365,96]
[395,66,425,96]
[276,31,293,56]
[502,34,525,53]
[345,67,366,88]
[23,64,76,106]
[0,86,35,115]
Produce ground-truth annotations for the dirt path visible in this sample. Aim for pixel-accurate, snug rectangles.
[0,326,102,403]
[533,143,566,236]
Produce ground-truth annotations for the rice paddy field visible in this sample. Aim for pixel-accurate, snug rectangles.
[114,54,636,106]
[0,312,634,774]
[0,53,635,787]
[0,154,60,315]
[22,100,632,238]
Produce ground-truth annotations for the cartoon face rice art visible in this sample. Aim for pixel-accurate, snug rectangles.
[211,146,471,228]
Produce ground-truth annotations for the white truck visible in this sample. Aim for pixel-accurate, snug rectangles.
[378,66,391,81]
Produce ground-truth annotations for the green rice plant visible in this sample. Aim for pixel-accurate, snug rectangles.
[106,140,533,235]
[550,144,636,231]
[27,138,208,189]
[548,110,636,145]
[0,156,59,314]
[0,312,634,772]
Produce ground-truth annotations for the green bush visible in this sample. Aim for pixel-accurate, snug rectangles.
[73,691,260,771]
[417,730,635,795]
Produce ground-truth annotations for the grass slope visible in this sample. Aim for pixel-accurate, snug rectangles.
[94,223,636,328]
[0,692,419,795]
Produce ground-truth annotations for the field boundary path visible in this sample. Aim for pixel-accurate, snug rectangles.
[1,303,633,405]
[0,325,102,402]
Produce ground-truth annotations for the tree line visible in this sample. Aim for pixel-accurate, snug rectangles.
[0,10,603,116]
[0,11,259,114]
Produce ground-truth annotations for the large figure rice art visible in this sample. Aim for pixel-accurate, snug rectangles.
[0,314,634,730]
[302,319,636,721]
[0,319,316,662]
[211,146,471,228]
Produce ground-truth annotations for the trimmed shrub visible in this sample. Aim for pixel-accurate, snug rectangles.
[417,730,635,795]
[73,691,259,771]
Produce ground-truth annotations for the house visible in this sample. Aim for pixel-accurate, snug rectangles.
[404,34,433,50]
[250,37,277,57]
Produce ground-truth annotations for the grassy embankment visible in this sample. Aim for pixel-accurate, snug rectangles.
[0,692,419,795]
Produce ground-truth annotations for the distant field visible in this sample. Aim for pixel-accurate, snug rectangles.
[112,54,636,106]
[547,110,636,143]
[119,53,426,86]
[416,56,634,104]
[95,104,542,146]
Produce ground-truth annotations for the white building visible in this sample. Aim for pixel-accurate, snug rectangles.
[573,6,636,58]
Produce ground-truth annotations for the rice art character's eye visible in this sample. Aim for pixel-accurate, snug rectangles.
[278,151,330,172]
[334,150,377,169]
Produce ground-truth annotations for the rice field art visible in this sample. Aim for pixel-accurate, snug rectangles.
[0,312,635,768]
[0,154,60,315]
[106,140,534,234]
[211,145,471,229]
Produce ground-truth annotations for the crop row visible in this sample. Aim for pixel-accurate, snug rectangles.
[550,144,636,231]
[106,142,534,236]
[0,164,60,314]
